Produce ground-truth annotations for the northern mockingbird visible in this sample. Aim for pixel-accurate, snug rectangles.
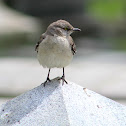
[35,20,81,86]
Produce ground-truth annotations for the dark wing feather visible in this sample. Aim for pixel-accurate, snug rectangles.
[35,33,46,53]
[68,36,76,55]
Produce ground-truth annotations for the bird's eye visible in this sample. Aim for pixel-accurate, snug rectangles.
[64,28,70,31]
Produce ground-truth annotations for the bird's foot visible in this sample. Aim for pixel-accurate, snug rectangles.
[58,75,68,85]
[42,77,51,87]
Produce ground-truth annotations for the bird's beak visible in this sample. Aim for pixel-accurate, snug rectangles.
[73,28,81,31]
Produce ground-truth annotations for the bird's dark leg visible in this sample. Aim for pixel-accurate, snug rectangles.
[43,68,51,86]
[59,67,68,85]
[47,68,51,81]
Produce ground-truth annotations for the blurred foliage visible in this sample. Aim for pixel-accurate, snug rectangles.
[87,0,125,21]
[0,33,35,48]
[0,0,126,52]
[114,37,126,50]
[87,0,126,51]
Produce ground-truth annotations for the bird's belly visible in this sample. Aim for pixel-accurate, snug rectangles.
[37,37,73,68]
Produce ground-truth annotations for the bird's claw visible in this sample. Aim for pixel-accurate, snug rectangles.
[58,76,68,85]
[42,77,51,87]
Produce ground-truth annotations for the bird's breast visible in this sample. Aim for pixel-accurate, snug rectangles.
[40,36,71,54]
[37,36,73,68]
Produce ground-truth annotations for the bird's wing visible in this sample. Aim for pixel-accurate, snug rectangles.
[35,33,46,53]
[68,36,76,55]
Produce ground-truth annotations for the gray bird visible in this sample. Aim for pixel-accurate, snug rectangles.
[35,20,81,86]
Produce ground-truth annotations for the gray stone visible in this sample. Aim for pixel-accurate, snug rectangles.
[0,78,126,126]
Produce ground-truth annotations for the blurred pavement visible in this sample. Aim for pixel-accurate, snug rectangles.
[0,1,41,34]
[0,48,126,106]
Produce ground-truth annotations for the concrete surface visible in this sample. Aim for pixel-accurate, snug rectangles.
[0,78,126,126]
[1,98,126,107]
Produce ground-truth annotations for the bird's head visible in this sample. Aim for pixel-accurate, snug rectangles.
[46,20,81,37]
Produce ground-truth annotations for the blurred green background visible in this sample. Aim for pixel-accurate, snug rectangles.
[0,0,126,105]
[87,0,126,50]
[0,0,126,52]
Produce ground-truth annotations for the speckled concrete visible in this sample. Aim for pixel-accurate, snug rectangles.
[0,78,126,126]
